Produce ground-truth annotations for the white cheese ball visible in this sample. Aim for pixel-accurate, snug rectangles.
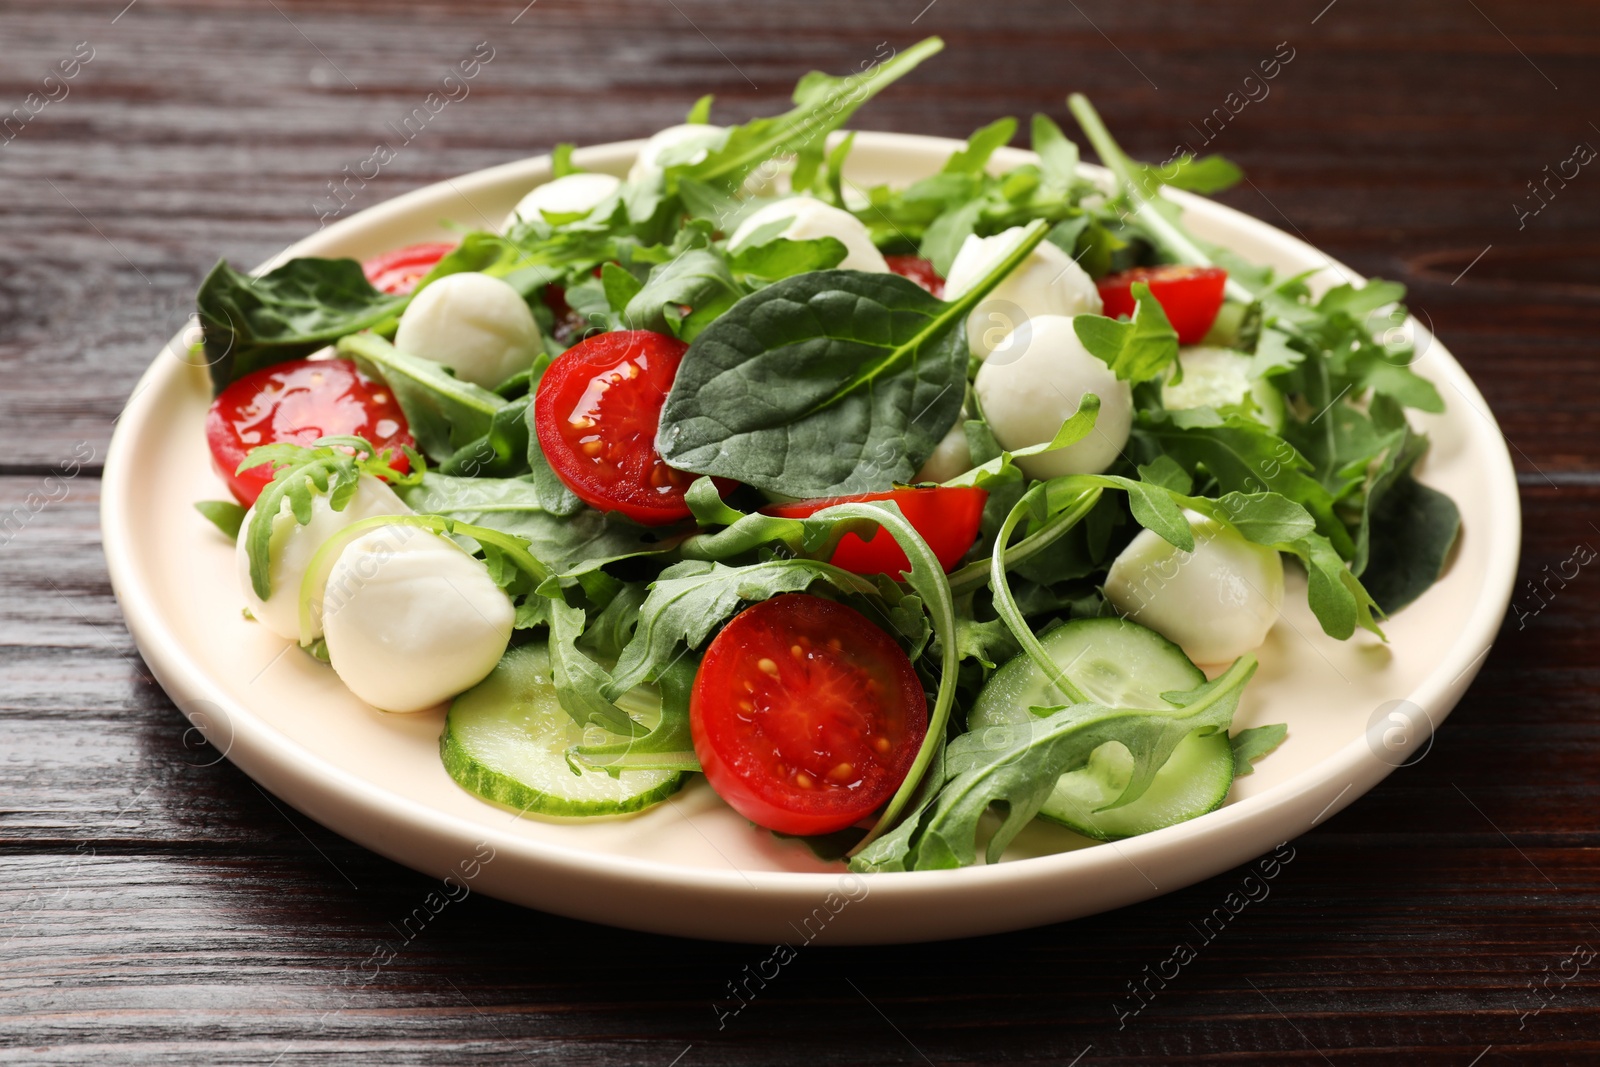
[973,314,1132,479]
[728,196,890,273]
[320,525,515,713]
[627,123,725,184]
[394,272,543,390]
[915,419,974,483]
[946,226,1103,361]
[1163,346,1285,431]
[235,474,411,642]
[503,172,620,230]
[1103,510,1285,665]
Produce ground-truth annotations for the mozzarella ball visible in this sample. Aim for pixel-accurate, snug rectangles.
[394,272,543,390]
[503,172,620,230]
[915,419,974,483]
[1163,346,1285,431]
[321,526,515,713]
[235,474,411,642]
[946,227,1103,360]
[973,314,1132,479]
[728,196,890,273]
[627,123,725,184]
[1104,510,1285,665]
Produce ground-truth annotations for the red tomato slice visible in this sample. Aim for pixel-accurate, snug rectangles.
[763,486,987,575]
[205,359,414,507]
[885,254,945,298]
[534,330,726,525]
[691,593,929,836]
[1096,264,1228,345]
[361,242,456,295]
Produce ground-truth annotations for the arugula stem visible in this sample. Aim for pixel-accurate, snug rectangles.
[988,486,1091,706]
[1066,94,1253,305]
[946,486,1101,596]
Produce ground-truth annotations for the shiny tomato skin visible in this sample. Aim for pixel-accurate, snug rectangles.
[361,242,455,295]
[534,330,724,525]
[885,254,945,298]
[205,359,413,506]
[1096,264,1228,345]
[764,486,987,576]
[690,594,929,836]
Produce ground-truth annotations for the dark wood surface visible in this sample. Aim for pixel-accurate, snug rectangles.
[4,1,1598,1062]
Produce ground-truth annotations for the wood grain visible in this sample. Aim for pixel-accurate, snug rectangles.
[3,1,1599,1062]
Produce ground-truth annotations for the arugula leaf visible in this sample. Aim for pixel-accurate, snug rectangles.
[1073,281,1180,383]
[571,657,701,773]
[194,499,247,539]
[197,258,406,393]
[941,117,1017,176]
[1230,723,1287,777]
[623,248,743,341]
[673,37,944,193]
[685,94,714,125]
[548,598,637,735]
[851,656,1257,871]
[438,395,532,479]
[604,558,881,698]
[1137,153,1243,195]
[1030,113,1079,189]
[338,332,506,460]
[398,472,684,575]
[240,436,418,600]
[658,221,1051,496]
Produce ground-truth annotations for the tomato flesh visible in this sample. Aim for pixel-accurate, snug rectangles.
[691,594,929,836]
[205,359,413,507]
[361,242,455,295]
[764,486,987,576]
[534,330,725,525]
[885,254,945,299]
[1096,264,1228,345]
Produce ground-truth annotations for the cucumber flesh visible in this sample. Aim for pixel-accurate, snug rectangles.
[442,644,682,817]
[968,617,1235,840]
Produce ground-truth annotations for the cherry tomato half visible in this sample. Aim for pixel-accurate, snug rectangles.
[1096,264,1228,345]
[764,486,988,576]
[361,242,455,295]
[885,254,945,299]
[206,359,413,507]
[691,593,929,836]
[534,329,727,525]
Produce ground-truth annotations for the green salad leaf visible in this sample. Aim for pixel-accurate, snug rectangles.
[657,222,1050,496]
[197,258,406,393]
[852,656,1257,872]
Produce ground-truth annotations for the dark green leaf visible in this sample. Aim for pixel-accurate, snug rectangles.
[197,258,406,393]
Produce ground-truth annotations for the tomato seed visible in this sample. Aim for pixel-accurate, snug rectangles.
[758,658,779,676]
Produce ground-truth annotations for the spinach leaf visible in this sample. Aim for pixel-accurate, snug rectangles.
[657,222,1051,496]
[1353,433,1461,613]
[197,258,406,393]
[851,656,1257,871]
[729,237,848,286]
[338,332,505,460]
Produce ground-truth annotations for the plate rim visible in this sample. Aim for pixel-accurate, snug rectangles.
[101,131,1521,942]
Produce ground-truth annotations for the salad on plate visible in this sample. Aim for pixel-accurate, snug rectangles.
[188,36,1460,872]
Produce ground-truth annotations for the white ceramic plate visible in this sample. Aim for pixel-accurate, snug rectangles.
[102,133,1519,944]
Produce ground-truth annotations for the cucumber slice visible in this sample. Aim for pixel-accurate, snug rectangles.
[442,644,683,817]
[968,617,1234,840]
[1162,346,1285,432]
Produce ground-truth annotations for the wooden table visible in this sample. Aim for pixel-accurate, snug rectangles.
[4,1,1597,1062]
